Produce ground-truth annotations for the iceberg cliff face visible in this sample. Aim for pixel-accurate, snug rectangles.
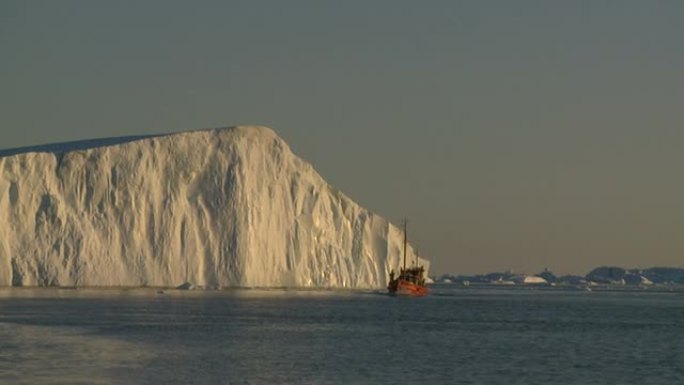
[0,126,428,288]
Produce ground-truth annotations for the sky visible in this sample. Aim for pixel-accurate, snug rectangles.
[2,1,683,275]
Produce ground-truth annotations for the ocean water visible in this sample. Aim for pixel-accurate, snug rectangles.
[0,285,682,385]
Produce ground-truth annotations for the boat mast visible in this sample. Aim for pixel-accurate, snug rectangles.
[402,219,407,271]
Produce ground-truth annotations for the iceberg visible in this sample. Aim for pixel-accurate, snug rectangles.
[0,126,428,288]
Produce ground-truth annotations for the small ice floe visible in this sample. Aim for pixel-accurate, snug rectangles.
[176,282,194,290]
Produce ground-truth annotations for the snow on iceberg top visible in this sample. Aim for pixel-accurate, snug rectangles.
[0,125,283,158]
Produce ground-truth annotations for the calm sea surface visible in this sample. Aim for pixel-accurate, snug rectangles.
[0,285,682,385]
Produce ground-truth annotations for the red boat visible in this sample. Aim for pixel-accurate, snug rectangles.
[387,221,429,297]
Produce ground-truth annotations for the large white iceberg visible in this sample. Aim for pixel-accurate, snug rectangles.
[0,126,428,288]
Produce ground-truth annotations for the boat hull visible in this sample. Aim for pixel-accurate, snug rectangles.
[388,279,429,297]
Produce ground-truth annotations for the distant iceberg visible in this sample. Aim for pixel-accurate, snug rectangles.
[510,275,547,285]
[0,126,428,288]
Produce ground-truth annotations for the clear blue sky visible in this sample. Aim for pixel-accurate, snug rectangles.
[2,1,683,275]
